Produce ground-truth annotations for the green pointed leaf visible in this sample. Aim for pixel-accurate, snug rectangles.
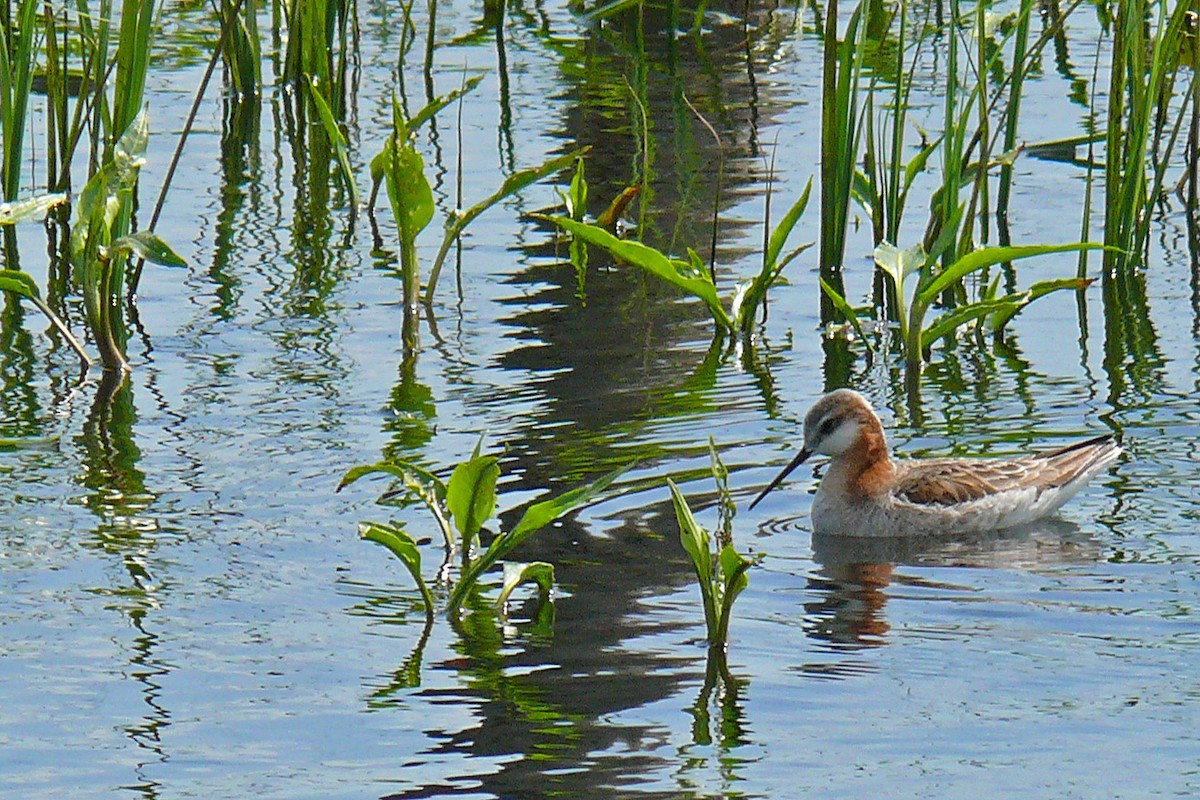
[385,142,435,239]
[449,464,630,613]
[818,277,869,344]
[446,453,500,543]
[114,231,187,268]
[338,460,446,498]
[918,243,1104,306]
[426,149,589,304]
[307,77,361,209]
[921,297,1024,349]
[360,521,434,613]
[495,561,555,607]
[0,269,39,299]
[990,277,1095,335]
[541,216,734,330]
[408,75,485,134]
[669,480,712,589]
[764,178,813,270]
[505,463,630,549]
[0,193,68,226]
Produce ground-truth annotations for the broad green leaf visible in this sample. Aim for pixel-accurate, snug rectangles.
[446,453,500,543]
[818,277,869,344]
[337,460,446,497]
[114,108,149,172]
[543,216,734,330]
[360,521,434,614]
[448,464,629,613]
[426,149,588,304]
[505,462,630,549]
[307,77,361,209]
[495,561,555,607]
[714,544,752,644]
[873,241,926,291]
[0,193,68,226]
[918,242,1104,306]
[989,277,1094,334]
[921,297,1023,349]
[0,269,39,299]
[385,143,435,240]
[718,544,751,584]
[113,231,187,268]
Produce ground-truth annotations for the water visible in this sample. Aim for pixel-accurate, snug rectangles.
[2,2,1199,797]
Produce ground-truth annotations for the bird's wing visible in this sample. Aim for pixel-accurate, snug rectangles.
[893,435,1119,507]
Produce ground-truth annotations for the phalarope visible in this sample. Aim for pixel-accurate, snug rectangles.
[749,389,1121,535]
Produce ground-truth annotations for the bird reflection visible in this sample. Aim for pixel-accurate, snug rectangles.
[801,518,1101,656]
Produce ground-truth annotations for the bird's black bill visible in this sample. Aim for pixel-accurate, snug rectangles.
[748,447,813,510]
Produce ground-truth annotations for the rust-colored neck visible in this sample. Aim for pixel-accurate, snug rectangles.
[843,414,895,498]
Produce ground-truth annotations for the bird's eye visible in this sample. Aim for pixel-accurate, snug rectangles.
[818,416,840,438]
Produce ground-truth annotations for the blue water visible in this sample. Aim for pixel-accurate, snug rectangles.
[1,2,1198,797]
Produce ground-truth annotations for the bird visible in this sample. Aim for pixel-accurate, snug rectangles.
[748,388,1121,536]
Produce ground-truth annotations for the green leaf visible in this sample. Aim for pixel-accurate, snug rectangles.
[426,149,589,304]
[873,241,926,292]
[0,269,39,299]
[917,242,1104,306]
[340,460,453,549]
[565,156,588,221]
[495,561,555,607]
[383,132,435,242]
[921,297,1023,349]
[446,452,500,543]
[990,277,1094,335]
[449,463,630,612]
[0,194,68,226]
[541,216,734,331]
[505,463,630,551]
[360,521,434,615]
[408,75,485,135]
[338,460,446,497]
[113,231,187,268]
[669,479,715,621]
[764,178,813,271]
[818,277,869,345]
[307,76,361,209]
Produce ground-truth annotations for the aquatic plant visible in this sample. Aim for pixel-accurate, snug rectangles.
[822,240,1101,385]
[340,441,628,615]
[1098,0,1193,275]
[0,195,88,364]
[818,0,868,322]
[538,178,811,339]
[0,0,38,207]
[71,111,187,372]
[422,148,586,305]
[669,440,754,654]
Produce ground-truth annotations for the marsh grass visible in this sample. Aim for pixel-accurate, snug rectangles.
[1100,0,1193,274]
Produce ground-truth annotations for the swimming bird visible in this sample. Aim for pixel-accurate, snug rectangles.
[748,389,1121,536]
